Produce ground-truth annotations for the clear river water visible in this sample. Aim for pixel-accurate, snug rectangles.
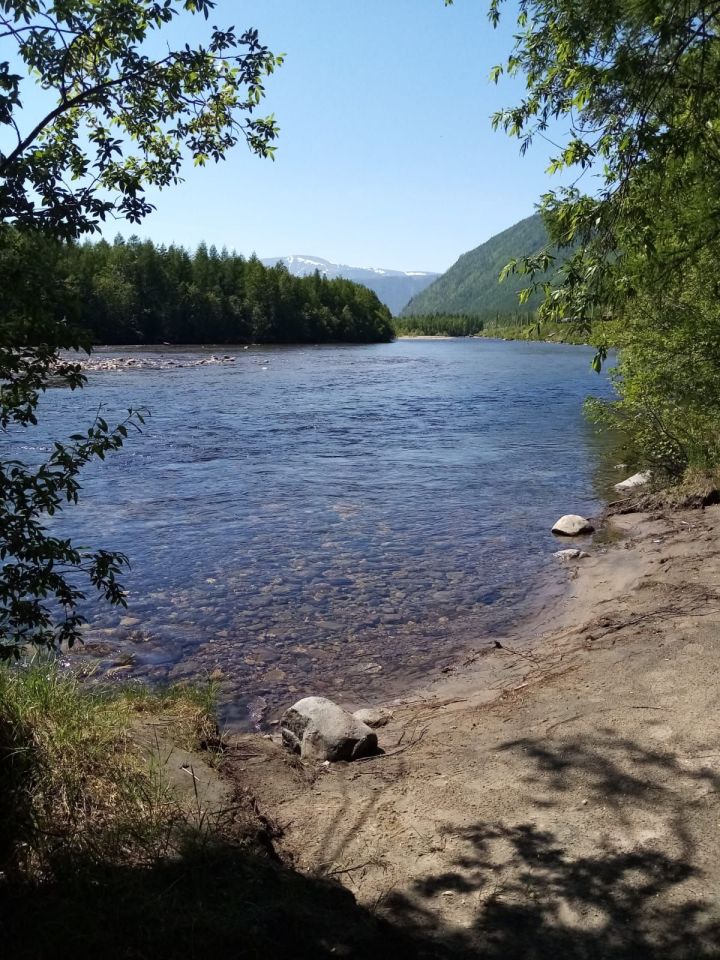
[28,339,615,727]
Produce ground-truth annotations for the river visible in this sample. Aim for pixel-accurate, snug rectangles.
[30,339,614,727]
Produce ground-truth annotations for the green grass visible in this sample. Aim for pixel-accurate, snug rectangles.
[0,661,220,882]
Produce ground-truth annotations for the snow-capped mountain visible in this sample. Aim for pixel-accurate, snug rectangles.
[261,255,439,315]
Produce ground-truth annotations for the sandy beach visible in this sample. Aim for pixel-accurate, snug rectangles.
[223,502,720,956]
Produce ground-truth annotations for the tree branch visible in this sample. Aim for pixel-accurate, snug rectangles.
[0,55,174,178]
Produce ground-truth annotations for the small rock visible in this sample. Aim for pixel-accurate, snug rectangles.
[112,652,136,667]
[72,641,115,657]
[552,515,595,537]
[281,696,378,762]
[105,664,133,677]
[553,549,590,561]
[353,707,394,728]
[614,470,652,492]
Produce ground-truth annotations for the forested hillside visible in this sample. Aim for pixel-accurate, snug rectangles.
[481,0,720,477]
[401,214,548,317]
[2,229,394,345]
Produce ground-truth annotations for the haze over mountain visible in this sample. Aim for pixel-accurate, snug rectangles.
[401,214,549,317]
[261,255,439,316]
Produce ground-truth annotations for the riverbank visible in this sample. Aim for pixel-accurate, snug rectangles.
[475,323,586,344]
[396,323,607,346]
[5,501,720,956]
[477,320,621,347]
[222,501,720,956]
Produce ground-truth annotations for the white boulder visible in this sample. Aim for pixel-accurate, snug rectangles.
[281,696,378,762]
[552,515,595,536]
[614,471,652,493]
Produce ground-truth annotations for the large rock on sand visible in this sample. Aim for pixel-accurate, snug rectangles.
[281,697,378,762]
[552,515,595,536]
[614,471,652,493]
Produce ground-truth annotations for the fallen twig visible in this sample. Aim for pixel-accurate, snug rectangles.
[325,858,385,878]
[493,640,538,663]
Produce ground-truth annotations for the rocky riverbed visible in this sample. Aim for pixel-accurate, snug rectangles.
[70,353,242,372]
[49,340,614,728]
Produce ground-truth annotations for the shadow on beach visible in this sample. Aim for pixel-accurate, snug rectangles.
[3,727,720,959]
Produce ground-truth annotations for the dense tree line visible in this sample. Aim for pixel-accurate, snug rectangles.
[392,311,550,337]
[393,313,486,337]
[484,0,720,477]
[2,228,394,346]
[0,0,289,659]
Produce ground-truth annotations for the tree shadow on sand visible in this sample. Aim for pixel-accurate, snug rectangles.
[385,729,720,958]
[2,730,720,959]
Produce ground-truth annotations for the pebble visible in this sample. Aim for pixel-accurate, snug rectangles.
[553,549,590,561]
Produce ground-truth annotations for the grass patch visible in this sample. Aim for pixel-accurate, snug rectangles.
[0,660,219,883]
[606,466,720,516]
[0,661,419,959]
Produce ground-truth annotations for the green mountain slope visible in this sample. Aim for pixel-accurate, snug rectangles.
[401,213,548,317]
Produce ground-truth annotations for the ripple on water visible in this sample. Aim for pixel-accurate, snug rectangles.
[38,340,614,727]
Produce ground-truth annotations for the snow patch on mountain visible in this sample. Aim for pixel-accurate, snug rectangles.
[261,255,439,314]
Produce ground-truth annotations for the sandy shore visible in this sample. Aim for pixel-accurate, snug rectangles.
[224,504,720,956]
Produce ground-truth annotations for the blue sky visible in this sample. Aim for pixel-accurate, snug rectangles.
[12,1,570,273]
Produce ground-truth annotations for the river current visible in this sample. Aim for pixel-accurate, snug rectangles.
[27,339,614,727]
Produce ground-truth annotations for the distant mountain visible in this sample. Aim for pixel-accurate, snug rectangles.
[261,255,439,315]
[401,214,549,317]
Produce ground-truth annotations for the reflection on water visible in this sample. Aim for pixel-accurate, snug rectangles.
[29,340,613,727]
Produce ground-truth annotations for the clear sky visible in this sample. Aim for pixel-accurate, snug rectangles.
[13,1,569,273]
